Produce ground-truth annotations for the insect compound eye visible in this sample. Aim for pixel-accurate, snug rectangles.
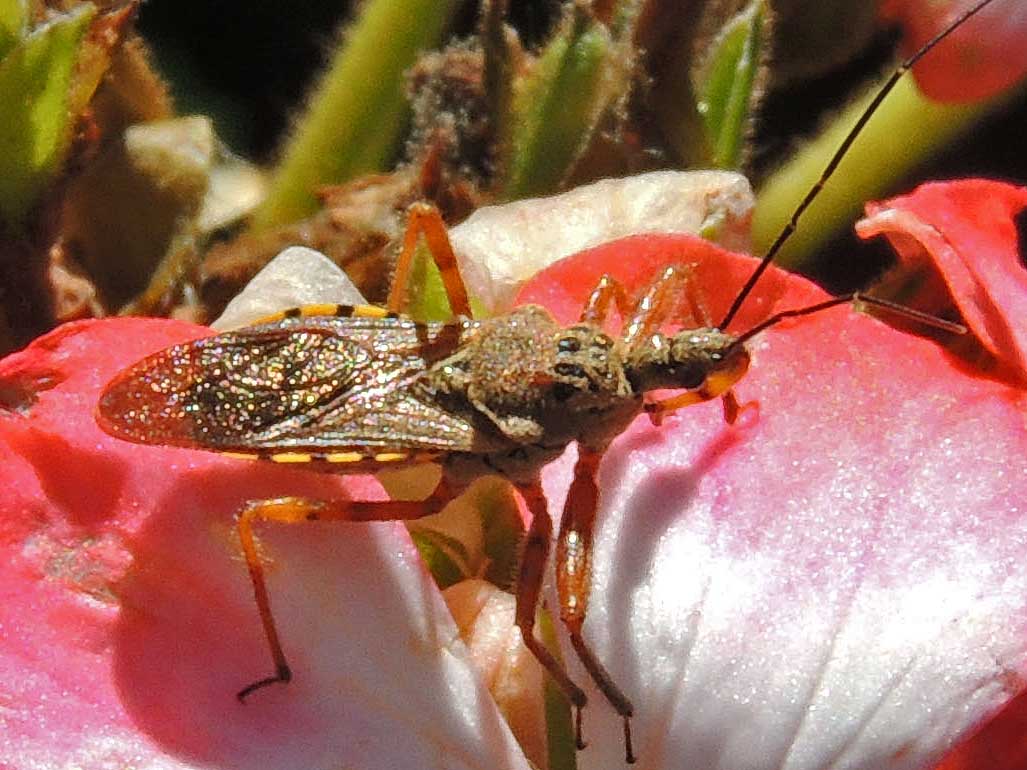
[557,336,582,354]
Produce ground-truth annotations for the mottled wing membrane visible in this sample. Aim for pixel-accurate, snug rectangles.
[98,315,478,453]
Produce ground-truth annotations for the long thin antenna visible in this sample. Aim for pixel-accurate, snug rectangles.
[731,292,966,348]
[719,0,1000,330]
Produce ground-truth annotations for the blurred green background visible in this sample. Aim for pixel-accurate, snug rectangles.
[136,0,1027,291]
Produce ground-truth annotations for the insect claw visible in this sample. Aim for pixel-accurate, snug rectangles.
[574,706,587,750]
[623,716,636,764]
[722,391,741,424]
[722,391,761,426]
[236,680,267,702]
[236,664,292,701]
[644,402,665,427]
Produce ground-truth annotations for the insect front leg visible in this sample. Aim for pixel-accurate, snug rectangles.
[557,446,636,764]
[580,274,634,325]
[644,381,735,426]
[622,264,696,347]
[389,202,473,317]
[513,481,590,749]
[235,478,455,700]
[622,266,748,425]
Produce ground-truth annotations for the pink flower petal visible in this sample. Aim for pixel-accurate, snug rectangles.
[855,179,1027,384]
[880,0,1027,102]
[517,231,1027,769]
[0,319,530,770]
[7,183,1027,768]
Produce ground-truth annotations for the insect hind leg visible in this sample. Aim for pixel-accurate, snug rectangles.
[235,479,454,700]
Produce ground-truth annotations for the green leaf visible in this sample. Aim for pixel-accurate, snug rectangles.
[502,8,614,200]
[693,0,768,170]
[476,477,524,590]
[405,242,459,322]
[0,0,26,60]
[408,476,523,589]
[408,526,472,589]
[251,0,461,230]
[0,5,94,226]
[404,241,486,322]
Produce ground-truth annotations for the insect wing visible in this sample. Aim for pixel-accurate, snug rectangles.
[97,315,478,454]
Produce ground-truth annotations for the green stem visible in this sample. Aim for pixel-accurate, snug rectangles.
[251,0,459,230]
[753,75,1010,270]
[540,608,577,770]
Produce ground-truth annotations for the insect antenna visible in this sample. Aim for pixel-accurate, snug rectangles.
[718,0,1001,331]
[731,292,967,349]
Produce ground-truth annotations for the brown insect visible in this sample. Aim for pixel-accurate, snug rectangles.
[96,1,992,763]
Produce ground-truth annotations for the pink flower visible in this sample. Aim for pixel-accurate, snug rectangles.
[856,179,1027,385]
[517,207,1027,767]
[2,178,1026,769]
[0,319,531,769]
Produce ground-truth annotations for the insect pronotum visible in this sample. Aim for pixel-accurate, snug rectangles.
[96,0,997,763]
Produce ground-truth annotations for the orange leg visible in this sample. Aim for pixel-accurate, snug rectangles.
[645,389,715,425]
[645,372,756,426]
[624,266,747,426]
[514,481,590,750]
[557,447,636,764]
[580,274,634,326]
[622,265,697,348]
[388,202,473,318]
[236,478,455,700]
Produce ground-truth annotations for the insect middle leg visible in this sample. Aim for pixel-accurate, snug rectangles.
[622,265,696,346]
[515,472,637,762]
[557,446,636,764]
[236,476,455,700]
[514,481,590,748]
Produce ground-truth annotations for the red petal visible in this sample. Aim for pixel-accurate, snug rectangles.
[518,233,1027,768]
[0,319,530,770]
[880,0,1027,102]
[856,179,1027,384]
[935,689,1027,770]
